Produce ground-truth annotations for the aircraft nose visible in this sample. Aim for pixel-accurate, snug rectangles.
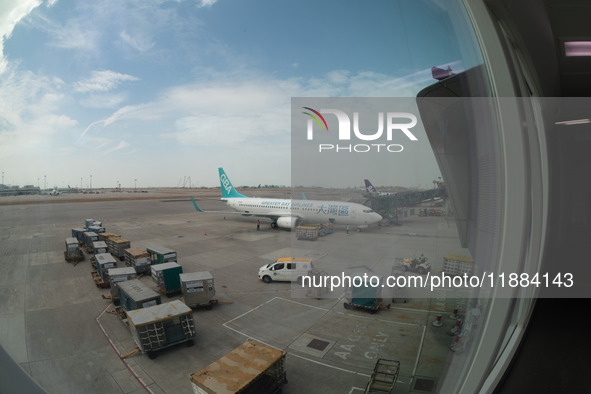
[373,212,383,222]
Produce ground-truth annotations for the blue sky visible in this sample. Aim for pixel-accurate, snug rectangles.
[0,0,481,189]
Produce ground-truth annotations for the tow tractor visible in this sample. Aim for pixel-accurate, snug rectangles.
[396,256,431,275]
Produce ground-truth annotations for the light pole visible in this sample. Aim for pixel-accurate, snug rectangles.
[44,175,46,190]
[90,175,92,191]
[135,178,137,192]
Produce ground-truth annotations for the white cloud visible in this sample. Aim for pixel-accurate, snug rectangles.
[73,70,139,93]
[79,92,129,109]
[120,30,154,52]
[0,0,43,74]
[106,140,129,154]
[197,0,219,8]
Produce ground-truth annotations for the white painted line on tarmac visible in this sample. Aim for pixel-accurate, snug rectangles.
[95,304,154,394]
[411,324,427,378]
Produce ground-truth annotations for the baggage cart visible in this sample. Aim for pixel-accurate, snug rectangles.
[442,254,474,276]
[190,339,287,394]
[364,359,400,393]
[126,300,196,359]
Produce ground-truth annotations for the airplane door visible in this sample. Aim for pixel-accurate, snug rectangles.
[350,208,356,219]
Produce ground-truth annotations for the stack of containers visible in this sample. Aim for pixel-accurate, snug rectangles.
[109,237,131,261]
[83,231,99,252]
[95,253,118,283]
[124,248,151,274]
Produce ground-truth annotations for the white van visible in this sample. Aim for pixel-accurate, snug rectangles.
[258,257,313,283]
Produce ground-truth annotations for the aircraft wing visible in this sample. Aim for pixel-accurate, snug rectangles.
[190,197,300,220]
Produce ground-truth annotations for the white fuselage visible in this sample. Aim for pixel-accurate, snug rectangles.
[224,197,382,227]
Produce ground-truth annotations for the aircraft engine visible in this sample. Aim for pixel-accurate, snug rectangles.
[276,217,299,229]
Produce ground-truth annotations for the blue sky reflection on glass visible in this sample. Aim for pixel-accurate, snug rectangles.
[0,0,482,188]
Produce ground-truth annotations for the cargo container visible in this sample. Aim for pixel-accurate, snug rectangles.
[84,218,95,228]
[71,228,86,244]
[180,272,215,308]
[83,231,99,252]
[126,300,196,359]
[109,237,131,261]
[118,279,161,311]
[88,225,105,234]
[64,237,84,264]
[95,253,118,282]
[124,248,151,273]
[92,241,108,257]
[343,275,390,314]
[99,232,120,243]
[442,254,475,276]
[151,262,183,294]
[190,339,287,394]
[108,267,137,303]
[146,245,177,265]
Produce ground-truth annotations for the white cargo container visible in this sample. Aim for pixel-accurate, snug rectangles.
[180,272,215,309]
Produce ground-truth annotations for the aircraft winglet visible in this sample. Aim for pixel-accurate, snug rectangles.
[190,196,203,212]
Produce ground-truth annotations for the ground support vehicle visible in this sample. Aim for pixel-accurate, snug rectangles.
[395,256,431,275]
[64,238,84,265]
[190,339,287,394]
[295,223,334,240]
[364,359,400,393]
[125,300,196,359]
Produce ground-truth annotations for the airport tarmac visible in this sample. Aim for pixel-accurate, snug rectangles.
[0,189,470,394]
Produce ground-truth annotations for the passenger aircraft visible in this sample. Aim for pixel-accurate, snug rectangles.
[190,168,383,229]
[364,179,395,196]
